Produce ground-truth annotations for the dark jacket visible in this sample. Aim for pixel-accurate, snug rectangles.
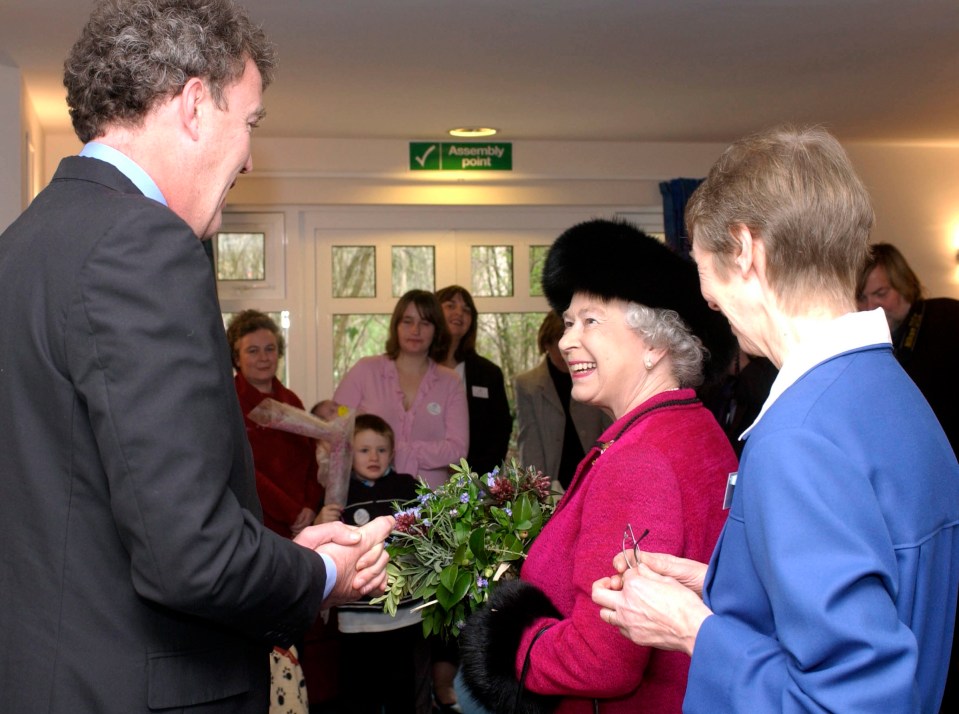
[0,156,327,713]
[893,297,959,457]
[463,352,513,475]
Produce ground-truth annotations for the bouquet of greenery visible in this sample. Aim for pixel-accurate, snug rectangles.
[372,459,555,640]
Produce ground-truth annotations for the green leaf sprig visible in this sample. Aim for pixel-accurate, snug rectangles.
[371,458,556,640]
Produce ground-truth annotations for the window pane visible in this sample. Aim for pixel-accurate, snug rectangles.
[216,232,265,281]
[221,310,289,386]
[471,245,513,297]
[529,245,549,297]
[392,246,435,296]
[332,245,376,298]
[332,313,391,387]
[476,312,546,405]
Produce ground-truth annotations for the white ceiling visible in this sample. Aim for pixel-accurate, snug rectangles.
[2,0,957,144]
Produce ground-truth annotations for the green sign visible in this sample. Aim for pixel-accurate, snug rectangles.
[409,142,512,171]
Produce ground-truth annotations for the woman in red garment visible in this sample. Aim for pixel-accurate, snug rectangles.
[227,309,322,538]
[227,310,339,708]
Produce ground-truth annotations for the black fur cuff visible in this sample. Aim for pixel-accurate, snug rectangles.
[458,579,563,714]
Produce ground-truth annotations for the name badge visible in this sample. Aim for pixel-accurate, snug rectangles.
[353,507,371,526]
[723,472,737,510]
[471,385,490,399]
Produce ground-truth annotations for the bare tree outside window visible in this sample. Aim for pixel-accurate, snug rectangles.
[332,246,376,298]
[529,245,549,297]
[216,232,265,281]
[392,246,435,296]
[477,312,546,405]
[471,245,513,297]
[332,313,390,386]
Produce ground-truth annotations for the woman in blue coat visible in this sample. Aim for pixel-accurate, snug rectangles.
[593,125,959,713]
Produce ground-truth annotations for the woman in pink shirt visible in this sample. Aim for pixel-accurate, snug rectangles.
[334,290,469,489]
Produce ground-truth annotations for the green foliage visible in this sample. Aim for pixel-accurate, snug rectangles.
[371,459,556,640]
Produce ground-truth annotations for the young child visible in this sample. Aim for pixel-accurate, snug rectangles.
[310,399,341,423]
[317,414,431,714]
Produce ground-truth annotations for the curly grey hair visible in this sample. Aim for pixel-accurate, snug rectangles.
[624,303,706,388]
[64,0,277,143]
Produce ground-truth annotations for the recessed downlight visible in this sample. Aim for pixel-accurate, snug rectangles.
[448,127,498,138]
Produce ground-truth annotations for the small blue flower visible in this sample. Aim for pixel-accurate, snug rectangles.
[491,466,500,476]
[455,619,466,630]
[418,493,433,504]
[486,474,496,488]
[477,577,489,589]
[504,505,512,516]
[422,519,431,528]
[459,493,470,504]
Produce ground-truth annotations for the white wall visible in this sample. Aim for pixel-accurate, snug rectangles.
[41,133,959,299]
[0,63,22,232]
[45,132,81,185]
[847,143,959,298]
[21,79,44,207]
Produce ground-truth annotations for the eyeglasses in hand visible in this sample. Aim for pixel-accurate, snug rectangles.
[622,524,650,570]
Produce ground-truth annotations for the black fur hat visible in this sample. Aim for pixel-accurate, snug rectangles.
[541,218,736,387]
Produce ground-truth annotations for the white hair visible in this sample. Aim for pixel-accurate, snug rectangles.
[623,304,706,387]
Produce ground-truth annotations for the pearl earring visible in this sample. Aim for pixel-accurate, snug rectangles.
[644,357,653,370]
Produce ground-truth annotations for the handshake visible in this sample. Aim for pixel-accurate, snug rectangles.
[294,515,395,608]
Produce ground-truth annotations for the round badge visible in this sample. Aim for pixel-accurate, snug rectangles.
[353,508,371,526]
[427,402,442,415]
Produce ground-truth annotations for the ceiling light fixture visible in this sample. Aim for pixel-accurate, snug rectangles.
[448,127,498,138]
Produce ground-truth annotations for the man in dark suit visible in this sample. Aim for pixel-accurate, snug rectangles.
[0,1,391,712]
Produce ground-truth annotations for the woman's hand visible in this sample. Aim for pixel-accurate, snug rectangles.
[314,504,343,525]
[623,551,708,597]
[592,552,712,656]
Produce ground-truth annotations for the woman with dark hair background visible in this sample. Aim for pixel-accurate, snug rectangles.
[435,285,513,476]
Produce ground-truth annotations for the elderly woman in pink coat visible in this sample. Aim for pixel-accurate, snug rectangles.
[458,219,737,714]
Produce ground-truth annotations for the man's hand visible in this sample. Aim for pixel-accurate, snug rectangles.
[313,515,394,607]
[294,519,364,550]
[293,517,392,604]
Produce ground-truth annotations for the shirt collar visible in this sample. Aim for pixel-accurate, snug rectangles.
[739,308,891,440]
[79,142,168,206]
